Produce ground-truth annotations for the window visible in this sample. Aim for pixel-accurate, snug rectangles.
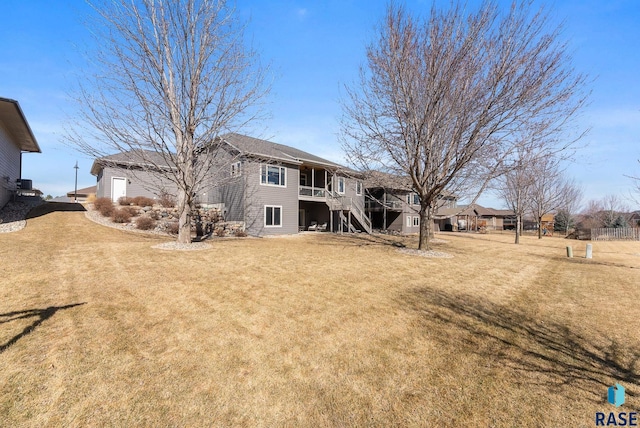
[407,193,419,205]
[300,172,308,186]
[260,165,286,187]
[413,216,420,227]
[406,215,412,228]
[231,161,241,177]
[337,177,345,194]
[356,181,362,195]
[265,206,282,227]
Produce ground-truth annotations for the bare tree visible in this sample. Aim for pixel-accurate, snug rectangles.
[629,160,640,205]
[68,0,269,243]
[528,157,578,239]
[581,194,630,229]
[600,194,631,228]
[497,148,536,244]
[340,1,587,250]
[555,179,582,235]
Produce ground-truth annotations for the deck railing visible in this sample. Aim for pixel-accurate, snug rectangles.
[299,186,326,198]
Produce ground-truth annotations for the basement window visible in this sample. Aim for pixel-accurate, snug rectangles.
[265,205,282,227]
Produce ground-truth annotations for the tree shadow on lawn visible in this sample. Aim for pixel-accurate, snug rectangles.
[401,287,639,403]
[0,303,86,354]
[26,202,86,219]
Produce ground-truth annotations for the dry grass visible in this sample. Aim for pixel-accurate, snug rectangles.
[1,202,639,427]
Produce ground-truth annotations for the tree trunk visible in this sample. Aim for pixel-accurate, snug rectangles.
[515,214,521,244]
[177,189,192,244]
[538,216,543,239]
[418,202,433,251]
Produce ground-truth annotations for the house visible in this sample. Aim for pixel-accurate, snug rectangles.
[364,172,457,233]
[0,97,41,208]
[90,133,370,236]
[436,204,516,231]
[91,150,178,202]
[203,133,369,236]
[66,185,97,202]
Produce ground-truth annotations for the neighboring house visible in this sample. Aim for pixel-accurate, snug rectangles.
[89,133,369,236]
[66,185,97,202]
[436,204,516,231]
[364,173,457,234]
[0,97,41,208]
[204,133,369,236]
[91,150,178,202]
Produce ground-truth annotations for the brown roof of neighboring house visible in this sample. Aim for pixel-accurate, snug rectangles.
[67,185,97,197]
[435,204,515,218]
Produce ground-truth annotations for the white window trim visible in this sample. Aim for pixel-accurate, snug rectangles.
[406,215,412,228]
[413,216,420,227]
[337,177,345,194]
[264,205,283,228]
[356,181,362,196]
[260,164,287,187]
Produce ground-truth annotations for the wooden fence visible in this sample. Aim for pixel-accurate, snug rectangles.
[591,228,640,241]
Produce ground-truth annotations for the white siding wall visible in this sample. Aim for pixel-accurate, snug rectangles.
[0,125,20,208]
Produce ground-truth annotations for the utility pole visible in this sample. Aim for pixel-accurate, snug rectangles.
[74,161,79,202]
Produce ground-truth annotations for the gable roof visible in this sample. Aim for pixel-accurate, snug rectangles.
[364,170,413,191]
[0,97,40,153]
[90,149,175,176]
[90,133,355,176]
[221,133,345,169]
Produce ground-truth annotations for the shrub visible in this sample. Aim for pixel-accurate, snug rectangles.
[214,227,226,237]
[122,206,139,217]
[159,192,176,208]
[166,221,179,235]
[147,210,160,220]
[118,196,134,206]
[94,197,115,217]
[132,196,155,207]
[135,216,156,230]
[234,229,248,237]
[111,208,132,223]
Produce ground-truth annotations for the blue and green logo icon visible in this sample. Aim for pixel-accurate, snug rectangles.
[608,384,626,408]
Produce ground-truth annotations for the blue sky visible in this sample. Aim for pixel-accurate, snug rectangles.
[1,0,639,208]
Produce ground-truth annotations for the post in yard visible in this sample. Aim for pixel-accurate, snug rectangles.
[586,243,593,259]
[74,161,79,202]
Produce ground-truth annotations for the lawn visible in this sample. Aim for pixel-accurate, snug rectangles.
[1,203,639,427]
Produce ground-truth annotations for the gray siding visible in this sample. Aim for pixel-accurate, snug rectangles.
[0,126,20,208]
[403,194,421,233]
[97,166,178,202]
[204,176,245,221]
[244,160,299,236]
